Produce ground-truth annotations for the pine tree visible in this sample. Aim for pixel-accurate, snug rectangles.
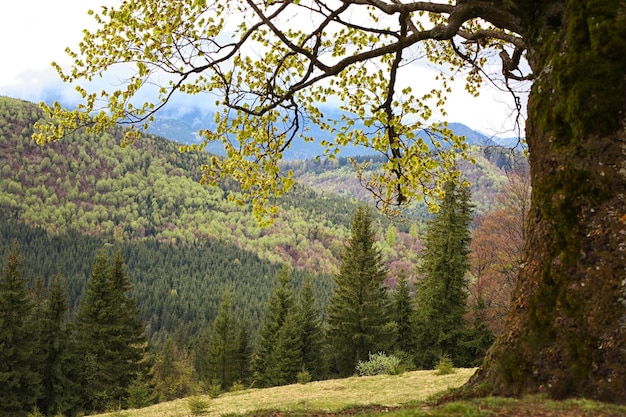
[269,310,304,385]
[296,279,325,380]
[0,247,41,417]
[233,320,252,386]
[205,292,237,389]
[326,206,392,376]
[465,297,496,367]
[37,275,82,417]
[413,180,474,369]
[76,248,148,411]
[255,265,296,386]
[390,270,416,357]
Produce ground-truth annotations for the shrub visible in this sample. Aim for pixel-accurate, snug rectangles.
[127,375,156,409]
[356,352,404,376]
[206,380,223,398]
[297,370,312,384]
[434,355,456,375]
[187,396,210,416]
[27,408,45,417]
[230,381,245,392]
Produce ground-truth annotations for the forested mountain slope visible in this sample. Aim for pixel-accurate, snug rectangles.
[0,96,412,344]
[0,96,523,345]
[0,96,424,275]
[0,215,325,345]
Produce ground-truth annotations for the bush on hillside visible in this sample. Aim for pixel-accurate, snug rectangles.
[356,352,403,376]
[434,355,456,376]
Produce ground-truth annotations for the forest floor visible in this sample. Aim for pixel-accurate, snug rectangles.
[93,369,626,417]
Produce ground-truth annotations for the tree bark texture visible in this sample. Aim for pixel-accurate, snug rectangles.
[469,0,626,402]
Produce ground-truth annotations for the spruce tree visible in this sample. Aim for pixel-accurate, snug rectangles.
[151,338,196,401]
[465,297,496,366]
[296,279,324,380]
[37,275,82,417]
[326,206,392,376]
[76,249,148,411]
[413,180,474,369]
[205,292,237,389]
[233,319,252,385]
[255,265,296,386]
[270,310,304,385]
[0,247,41,417]
[390,271,416,357]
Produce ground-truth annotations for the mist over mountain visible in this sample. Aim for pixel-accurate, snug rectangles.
[146,106,521,160]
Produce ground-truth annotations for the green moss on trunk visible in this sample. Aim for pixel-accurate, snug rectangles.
[468,0,626,403]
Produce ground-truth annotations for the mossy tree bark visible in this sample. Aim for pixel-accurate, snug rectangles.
[469,0,626,402]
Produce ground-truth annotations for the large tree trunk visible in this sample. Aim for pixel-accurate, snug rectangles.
[468,0,626,403]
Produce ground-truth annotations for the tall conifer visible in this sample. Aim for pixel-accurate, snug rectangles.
[37,275,82,417]
[270,311,304,385]
[76,249,147,411]
[205,292,237,389]
[255,265,296,386]
[390,270,416,356]
[233,319,252,385]
[413,180,474,368]
[0,247,41,417]
[296,279,324,380]
[326,206,392,376]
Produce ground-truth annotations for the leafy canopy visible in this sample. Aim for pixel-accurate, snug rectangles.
[34,0,530,220]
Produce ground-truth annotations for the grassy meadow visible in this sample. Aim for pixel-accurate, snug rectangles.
[92,369,475,417]
[90,368,626,417]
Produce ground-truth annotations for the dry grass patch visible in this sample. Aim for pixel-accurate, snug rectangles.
[92,368,475,417]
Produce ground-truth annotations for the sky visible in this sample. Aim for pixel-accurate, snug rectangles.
[0,1,526,139]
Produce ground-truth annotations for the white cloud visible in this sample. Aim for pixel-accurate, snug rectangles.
[0,0,527,138]
[0,1,106,85]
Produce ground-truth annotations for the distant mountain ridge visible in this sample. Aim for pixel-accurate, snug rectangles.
[146,107,521,160]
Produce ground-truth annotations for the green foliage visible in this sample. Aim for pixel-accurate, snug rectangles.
[413,180,475,369]
[205,381,223,399]
[271,311,306,385]
[25,407,45,417]
[356,352,403,376]
[230,381,245,392]
[294,279,325,380]
[0,97,509,350]
[0,246,41,417]
[203,293,240,390]
[32,0,488,218]
[1,97,376,278]
[390,271,416,356]
[296,370,312,384]
[255,267,326,387]
[0,208,331,348]
[255,265,297,387]
[465,298,496,367]
[326,207,393,376]
[187,396,210,416]
[127,375,157,409]
[36,276,82,417]
[151,339,197,402]
[434,355,456,376]
[75,249,148,412]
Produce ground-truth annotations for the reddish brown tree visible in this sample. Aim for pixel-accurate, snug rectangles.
[469,170,530,335]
